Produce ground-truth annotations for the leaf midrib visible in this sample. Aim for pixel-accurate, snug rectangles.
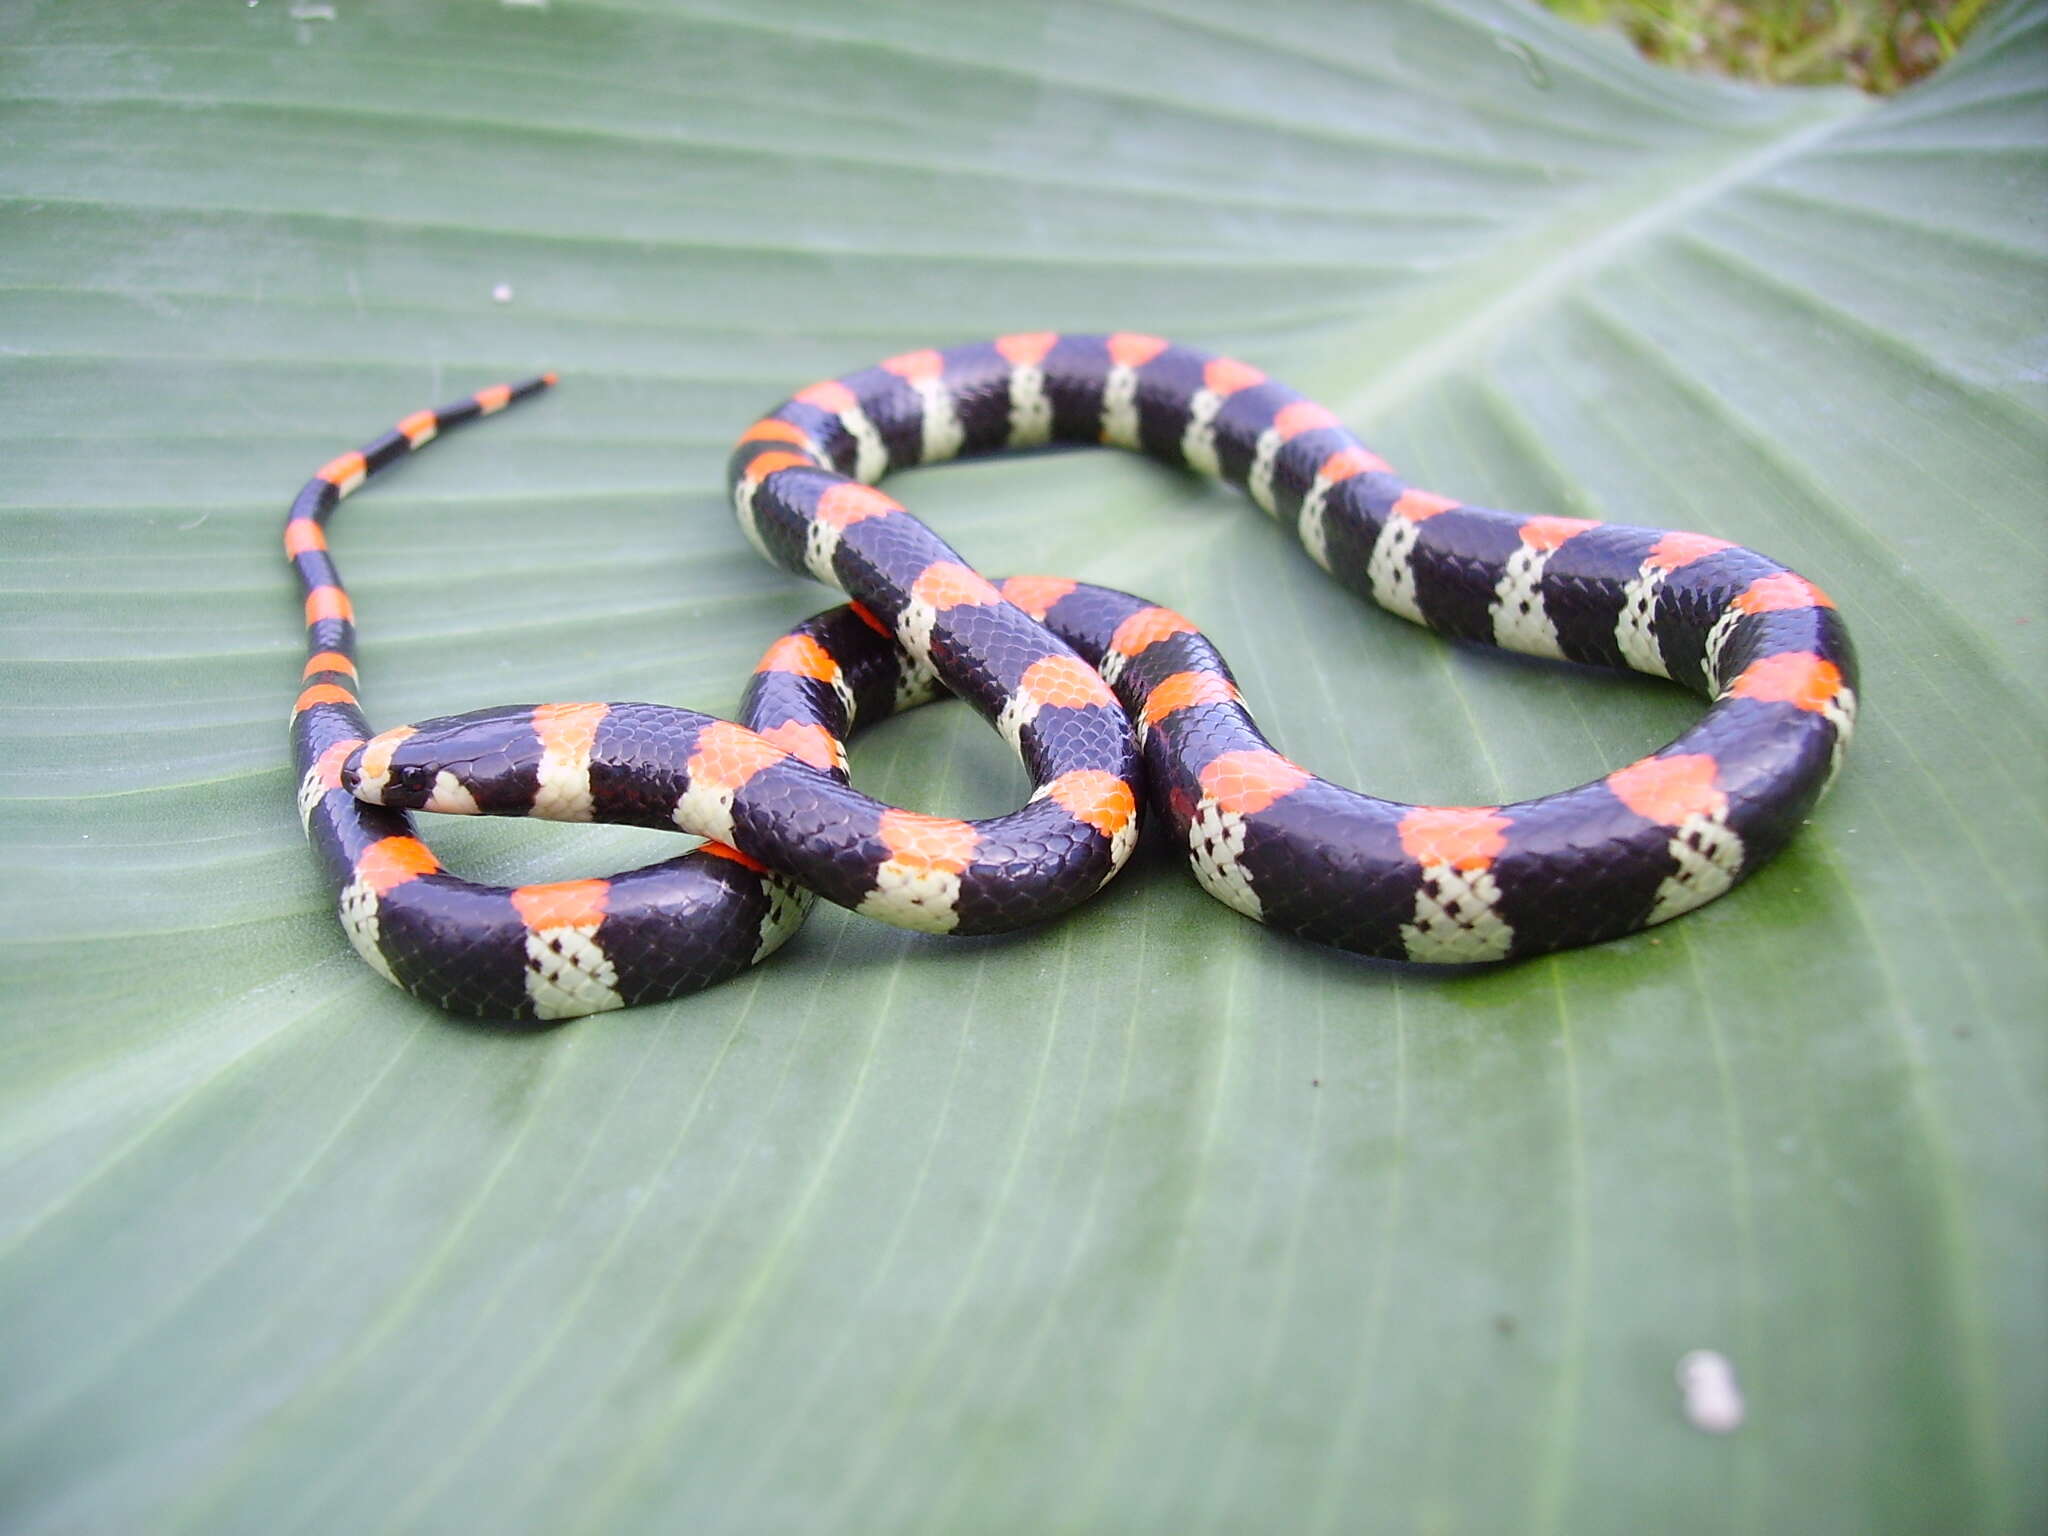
[1322,96,1871,420]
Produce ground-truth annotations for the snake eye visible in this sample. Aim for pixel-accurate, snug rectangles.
[340,744,433,807]
[387,761,436,805]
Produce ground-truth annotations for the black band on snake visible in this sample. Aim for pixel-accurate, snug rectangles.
[285,334,1857,1021]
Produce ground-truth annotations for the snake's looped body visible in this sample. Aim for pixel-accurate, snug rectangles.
[288,335,1856,1021]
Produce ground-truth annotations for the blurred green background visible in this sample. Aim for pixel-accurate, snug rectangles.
[1542,0,1997,91]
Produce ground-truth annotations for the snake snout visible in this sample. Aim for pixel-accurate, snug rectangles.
[338,743,399,805]
[342,733,436,808]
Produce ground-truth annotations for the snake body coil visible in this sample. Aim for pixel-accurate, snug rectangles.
[287,335,1856,1021]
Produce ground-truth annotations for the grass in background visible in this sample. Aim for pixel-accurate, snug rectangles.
[1538,0,1999,90]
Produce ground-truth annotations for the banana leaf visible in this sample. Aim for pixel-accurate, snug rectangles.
[1,1,2043,1530]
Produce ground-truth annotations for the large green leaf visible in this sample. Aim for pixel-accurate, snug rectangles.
[2,1,2042,1530]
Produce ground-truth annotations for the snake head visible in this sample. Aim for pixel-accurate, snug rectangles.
[341,725,437,808]
[340,706,545,813]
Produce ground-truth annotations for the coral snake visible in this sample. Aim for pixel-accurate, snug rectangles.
[287,334,1857,1021]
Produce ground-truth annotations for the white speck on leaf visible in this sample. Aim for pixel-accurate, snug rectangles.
[1677,1349,1744,1433]
[492,283,515,304]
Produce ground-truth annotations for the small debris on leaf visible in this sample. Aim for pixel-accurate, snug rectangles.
[1677,1348,1744,1433]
